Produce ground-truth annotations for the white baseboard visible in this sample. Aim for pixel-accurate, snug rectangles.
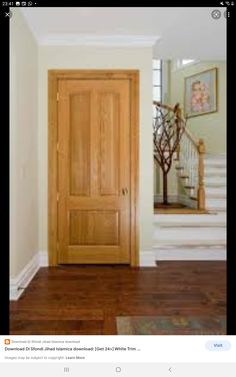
[10,253,40,301]
[10,250,49,301]
[155,247,226,261]
[39,250,49,267]
[140,250,156,266]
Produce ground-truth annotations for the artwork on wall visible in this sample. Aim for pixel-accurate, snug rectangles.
[184,68,218,118]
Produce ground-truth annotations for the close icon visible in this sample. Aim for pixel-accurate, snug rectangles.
[5,10,12,18]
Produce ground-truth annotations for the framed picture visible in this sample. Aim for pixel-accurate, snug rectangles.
[184,68,218,118]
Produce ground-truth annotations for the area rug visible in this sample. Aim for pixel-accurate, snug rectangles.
[116,316,226,335]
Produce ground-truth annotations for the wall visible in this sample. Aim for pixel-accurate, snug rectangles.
[154,60,178,201]
[170,60,226,154]
[154,165,178,202]
[10,9,38,278]
[38,46,153,255]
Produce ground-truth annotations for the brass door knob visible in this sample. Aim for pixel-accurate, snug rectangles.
[122,188,128,195]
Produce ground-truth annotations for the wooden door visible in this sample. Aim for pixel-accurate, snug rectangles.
[57,78,131,264]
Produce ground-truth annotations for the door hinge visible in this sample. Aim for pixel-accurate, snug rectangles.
[57,192,60,202]
[57,142,59,152]
[57,92,59,101]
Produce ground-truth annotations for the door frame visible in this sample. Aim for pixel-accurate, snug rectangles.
[48,69,139,267]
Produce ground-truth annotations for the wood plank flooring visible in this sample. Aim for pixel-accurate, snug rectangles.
[154,208,209,214]
[10,262,226,335]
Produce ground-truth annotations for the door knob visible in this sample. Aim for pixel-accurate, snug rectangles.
[122,188,128,195]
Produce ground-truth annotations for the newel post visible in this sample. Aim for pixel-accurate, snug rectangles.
[175,104,182,161]
[197,138,206,210]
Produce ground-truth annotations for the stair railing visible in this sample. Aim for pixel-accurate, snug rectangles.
[153,101,206,210]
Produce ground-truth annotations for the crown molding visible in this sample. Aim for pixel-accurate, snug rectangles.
[38,34,160,47]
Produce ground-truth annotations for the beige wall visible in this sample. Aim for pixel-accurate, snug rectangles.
[10,9,38,278]
[170,60,226,154]
[154,164,178,199]
[38,46,153,254]
[154,60,178,199]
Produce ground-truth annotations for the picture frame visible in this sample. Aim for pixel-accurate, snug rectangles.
[184,68,218,118]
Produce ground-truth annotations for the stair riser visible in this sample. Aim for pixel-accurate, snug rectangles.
[204,158,226,167]
[205,183,226,189]
[206,195,226,199]
[154,241,226,246]
[204,163,226,169]
[205,171,226,177]
[154,213,226,227]
[155,223,226,228]
[205,177,226,185]
[155,248,226,261]
[153,227,226,244]
[205,188,226,198]
[156,155,227,259]
[206,199,226,211]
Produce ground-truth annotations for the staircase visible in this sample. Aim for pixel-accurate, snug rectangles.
[204,154,226,212]
[153,154,226,261]
[152,102,226,261]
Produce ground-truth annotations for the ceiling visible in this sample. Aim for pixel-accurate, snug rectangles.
[20,7,226,59]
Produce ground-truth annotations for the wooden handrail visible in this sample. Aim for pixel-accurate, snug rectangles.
[153,101,206,210]
[153,101,176,113]
[153,101,198,148]
[153,101,182,117]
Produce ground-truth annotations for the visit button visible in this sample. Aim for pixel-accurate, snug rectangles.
[206,340,231,351]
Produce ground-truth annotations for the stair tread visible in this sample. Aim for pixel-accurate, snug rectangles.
[153,227,226,243]
[153,213,226,222]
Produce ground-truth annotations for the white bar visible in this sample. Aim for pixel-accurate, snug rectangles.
[1,362,236,377]
[0,336,235,363]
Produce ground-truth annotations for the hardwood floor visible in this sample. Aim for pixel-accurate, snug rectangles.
[154,208,209,214]
[10,262,226,335]
[153,202,209,214]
